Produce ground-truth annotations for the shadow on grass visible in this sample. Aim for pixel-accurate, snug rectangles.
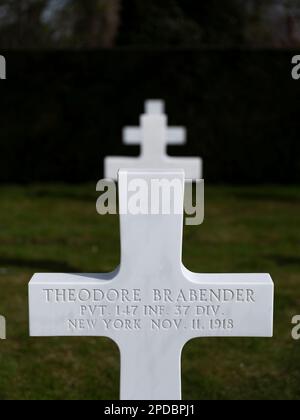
[27,188,97,202]
[233,191,300,203]
[267,254,300,267]
[0,257,78,272]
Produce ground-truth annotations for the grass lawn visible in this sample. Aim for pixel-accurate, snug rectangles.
[0,184,299,400]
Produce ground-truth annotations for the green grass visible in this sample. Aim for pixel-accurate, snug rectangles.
[0,184,299,400]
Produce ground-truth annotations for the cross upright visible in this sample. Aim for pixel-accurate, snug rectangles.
[29,170,273,400]
[105,101,202,180]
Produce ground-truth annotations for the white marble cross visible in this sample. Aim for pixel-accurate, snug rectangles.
[29,170,274,400]
[0,55,6,80]
[105,101,202,180]
[0,315,6,340]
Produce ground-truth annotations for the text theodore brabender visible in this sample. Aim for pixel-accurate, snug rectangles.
[43,288,256,304]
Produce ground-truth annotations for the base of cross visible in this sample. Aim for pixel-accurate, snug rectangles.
[29,169,274,400]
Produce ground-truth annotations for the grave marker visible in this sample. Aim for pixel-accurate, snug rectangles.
[105,101,202,180]
[0,55,6,80]
[0,315,6,340]
[29,170,274,400]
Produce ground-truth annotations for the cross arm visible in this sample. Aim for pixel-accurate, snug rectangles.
[123,127,187,145]
[29,272,121,338]
[180,269,274,340]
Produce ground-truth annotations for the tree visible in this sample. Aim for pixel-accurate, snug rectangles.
[46,0,121,48]
[0,0,48,49]
[244,0,300,47]
[117,0,246,47]
[0,0,299,49]
[0,0,121,49]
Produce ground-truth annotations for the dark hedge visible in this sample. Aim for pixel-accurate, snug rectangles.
[0,50,299,184]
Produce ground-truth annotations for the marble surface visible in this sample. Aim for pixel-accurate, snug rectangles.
[29,170,274,400]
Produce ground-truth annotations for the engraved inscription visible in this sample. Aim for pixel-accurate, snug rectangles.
[42,287,256,333]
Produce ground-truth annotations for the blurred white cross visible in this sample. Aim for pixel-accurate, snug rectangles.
[0,55,6,80]
[0,315,6,340]
[105,100,202,180]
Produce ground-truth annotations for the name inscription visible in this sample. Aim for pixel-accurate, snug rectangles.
[43,287,256,334]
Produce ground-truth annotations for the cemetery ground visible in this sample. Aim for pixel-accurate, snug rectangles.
[0,184,299,400]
